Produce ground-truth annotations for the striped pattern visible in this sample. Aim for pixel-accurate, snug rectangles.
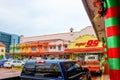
[104,0,120,80]
[103,38,108,60]
[105,7,120,19]
[109,69,120,80]
[106,26,120,37]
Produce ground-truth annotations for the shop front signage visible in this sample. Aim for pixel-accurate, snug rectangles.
[75,40,99,47]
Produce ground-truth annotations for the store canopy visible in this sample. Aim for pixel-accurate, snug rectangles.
[82,0,105,41]
[65,47,103,53]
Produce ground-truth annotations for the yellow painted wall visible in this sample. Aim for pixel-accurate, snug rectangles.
[70,54,78,60]
[0,46,5,57]
[68,35,103,49]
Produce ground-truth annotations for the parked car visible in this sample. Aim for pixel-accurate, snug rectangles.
[3,60,24,68]
[0,60,8,67]
[20,60,91,80]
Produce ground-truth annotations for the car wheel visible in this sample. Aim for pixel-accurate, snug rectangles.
[11,65,14,68]
[22,64,24,66]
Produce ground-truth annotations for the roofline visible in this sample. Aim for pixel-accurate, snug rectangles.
[22,26,92,38]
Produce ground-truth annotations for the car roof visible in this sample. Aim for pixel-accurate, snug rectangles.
[26,59,75,64]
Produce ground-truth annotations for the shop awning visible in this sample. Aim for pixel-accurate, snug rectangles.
[6,51,65,57]
[65,47,103,53]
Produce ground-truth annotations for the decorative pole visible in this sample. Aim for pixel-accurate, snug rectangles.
[104,0,120,79]
[102,37,109,74]
[92,0,120,79]
[103,37,108,61]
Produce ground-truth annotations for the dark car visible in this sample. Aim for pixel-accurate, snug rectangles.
[0,60,8,67]
[20,60,91,80]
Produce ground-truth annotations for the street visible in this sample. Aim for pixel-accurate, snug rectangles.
[0,68,21,79]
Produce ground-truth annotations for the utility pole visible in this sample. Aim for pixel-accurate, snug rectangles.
[13,39,15,59]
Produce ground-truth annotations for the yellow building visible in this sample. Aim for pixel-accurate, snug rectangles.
[0,42,5,60]
[65,34,103,60]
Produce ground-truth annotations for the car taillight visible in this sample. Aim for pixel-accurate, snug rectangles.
[36,60,45,64]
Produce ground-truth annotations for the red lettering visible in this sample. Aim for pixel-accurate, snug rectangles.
[75,43,86,47]
[85,40,99,47]
[75,40,99,47]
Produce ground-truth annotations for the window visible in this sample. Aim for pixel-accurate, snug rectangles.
[13,61,17,63]
[50,46,52,49]
[64,46,67,49]
[44,47,47,51]
[32,47,36,52]
[58,46,61,50]
[39,46,42,50]
[22,62,62,78]
[53,46,56,49]
[61,62,82,79]
[35,63,62,78]
[22,61,36,75]
[1,49,4,52]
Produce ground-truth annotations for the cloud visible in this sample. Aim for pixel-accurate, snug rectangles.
[0,0,91,37]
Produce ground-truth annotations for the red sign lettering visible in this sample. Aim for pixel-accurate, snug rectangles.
[85,40,99,47]
[75,40,99,47]
[75,43,86,47]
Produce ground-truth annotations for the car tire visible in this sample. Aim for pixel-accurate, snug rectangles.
[11,65,14,68]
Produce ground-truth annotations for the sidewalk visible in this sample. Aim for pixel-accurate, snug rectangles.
[96,74,110,80]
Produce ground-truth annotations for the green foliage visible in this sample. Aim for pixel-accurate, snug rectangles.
[0,55,3,60]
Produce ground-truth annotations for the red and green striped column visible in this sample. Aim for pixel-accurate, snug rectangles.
[104,0,120,79]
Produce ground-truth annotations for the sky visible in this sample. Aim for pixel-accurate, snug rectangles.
[0,0,91,37]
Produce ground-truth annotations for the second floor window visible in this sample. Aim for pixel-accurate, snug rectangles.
[44,47,47,51]
[64,46,67,49]
[32,47,36,52]
[58,46,61,51]
[1,49,4,52]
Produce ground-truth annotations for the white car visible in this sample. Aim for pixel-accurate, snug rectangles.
[3,60,24,68]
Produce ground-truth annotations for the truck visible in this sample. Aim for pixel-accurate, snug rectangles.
[20,59,91,80]
[81,55,102,76]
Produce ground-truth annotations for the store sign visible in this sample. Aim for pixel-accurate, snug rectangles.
[75,40,99,47]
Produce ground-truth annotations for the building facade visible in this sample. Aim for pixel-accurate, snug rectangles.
[0,31,20,52]
[10,39,69,59]
[0,42,5,60]
[10,26,101,59]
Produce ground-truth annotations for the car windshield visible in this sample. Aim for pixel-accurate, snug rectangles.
[61,61,82,78]
[61,61,80,71]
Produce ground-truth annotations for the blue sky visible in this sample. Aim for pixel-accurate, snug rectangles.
[0,0,91,37]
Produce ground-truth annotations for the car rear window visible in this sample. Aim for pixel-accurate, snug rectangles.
[35,63,62,78]
[22,61,36,75]
[22,61,62,78]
